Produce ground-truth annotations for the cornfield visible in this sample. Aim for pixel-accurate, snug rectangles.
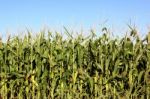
[0,27,150,99]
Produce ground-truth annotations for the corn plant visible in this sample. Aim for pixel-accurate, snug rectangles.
[0,27,150,99]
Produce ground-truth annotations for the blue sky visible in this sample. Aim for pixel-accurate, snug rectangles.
[0,0,150,37]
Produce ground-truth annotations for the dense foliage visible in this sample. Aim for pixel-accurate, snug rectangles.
[0,28,150,99]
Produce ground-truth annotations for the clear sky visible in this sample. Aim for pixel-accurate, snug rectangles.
[0,0,150,37]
